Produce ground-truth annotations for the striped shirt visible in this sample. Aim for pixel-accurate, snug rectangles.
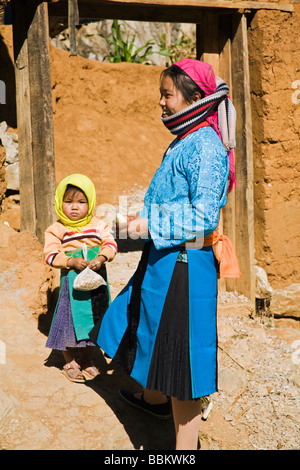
[44,216,117,268]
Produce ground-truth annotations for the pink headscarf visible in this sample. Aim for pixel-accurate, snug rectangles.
[174,59,236,192]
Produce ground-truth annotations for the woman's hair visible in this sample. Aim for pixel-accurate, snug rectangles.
[63,184,87,200]
[161,64,205,103]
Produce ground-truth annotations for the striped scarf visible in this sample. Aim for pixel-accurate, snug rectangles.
[161,79,236,150]
[161,58,237,191]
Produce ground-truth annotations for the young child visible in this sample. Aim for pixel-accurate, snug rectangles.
[44,174,117,383]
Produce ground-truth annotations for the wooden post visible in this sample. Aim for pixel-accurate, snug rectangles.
[68,0,79,56]
[231,13,255,304]
[219,14,236,293]
[197,12,255,304]
[197,12,227,293]
[12,0,56,243]
[164,22,171,66]
[196,11,219,75]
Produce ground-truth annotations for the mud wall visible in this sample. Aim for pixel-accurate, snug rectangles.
[248,7,300,288]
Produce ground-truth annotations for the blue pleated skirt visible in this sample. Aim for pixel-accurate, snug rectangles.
[92,241,218,400]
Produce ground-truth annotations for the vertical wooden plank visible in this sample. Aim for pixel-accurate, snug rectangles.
[219,14,236,293]
[12,0,36,234]
[197,12,254,303]
[219,15,232,87]
[12,0,56,243]
[231,13,255,304]
[28,1,56,243]
[196,11,220,75]
[165,22,171,66]
[196,12,227,292]
[68,0,79,56]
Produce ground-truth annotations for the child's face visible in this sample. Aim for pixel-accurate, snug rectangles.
[62,189,89,221]
[159,75,190,117]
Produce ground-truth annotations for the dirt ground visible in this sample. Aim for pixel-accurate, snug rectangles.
[0,223,299,451]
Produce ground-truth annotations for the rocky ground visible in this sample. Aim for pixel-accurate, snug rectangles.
[0,227,299,451]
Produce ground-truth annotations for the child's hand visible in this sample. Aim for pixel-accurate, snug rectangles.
[88,255,106,271]
[67,257,88,271]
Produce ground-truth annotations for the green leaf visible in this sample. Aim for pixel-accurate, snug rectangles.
[99,20,176,64]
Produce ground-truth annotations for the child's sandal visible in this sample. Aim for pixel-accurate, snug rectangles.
[80,361,100,380]
[62,362,86,383]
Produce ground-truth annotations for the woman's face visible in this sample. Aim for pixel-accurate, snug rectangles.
[62,189,89,221]
[159,75,190,117]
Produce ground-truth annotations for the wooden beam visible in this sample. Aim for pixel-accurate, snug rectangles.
[231,13,255,304]
[49,3,208,22]
[12,0,56,243]
[94,0,294,9]
[3,0,295,8]
[48,0,294,22]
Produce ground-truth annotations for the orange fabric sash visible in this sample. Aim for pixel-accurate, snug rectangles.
[203,229,241,278]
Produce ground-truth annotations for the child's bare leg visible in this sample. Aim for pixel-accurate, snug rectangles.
[78,346,100,379]
[171,397,202,450]
[62,348,85,383]
[63,348,76,365]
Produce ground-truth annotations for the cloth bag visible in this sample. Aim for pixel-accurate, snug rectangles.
[73,243,106,291]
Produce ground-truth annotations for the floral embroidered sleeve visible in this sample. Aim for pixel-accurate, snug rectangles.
[140,127,229,250]
[185,134,229,235]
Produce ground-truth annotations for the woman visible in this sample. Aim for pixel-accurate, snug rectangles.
[91,59,241,450]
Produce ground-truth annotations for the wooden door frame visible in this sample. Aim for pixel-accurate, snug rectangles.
[10,0,268,304]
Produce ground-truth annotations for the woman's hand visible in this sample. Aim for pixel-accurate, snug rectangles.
[67,257,88,271]
[116,213,139,238]
[128,216,149,239]
[115,213,149,239]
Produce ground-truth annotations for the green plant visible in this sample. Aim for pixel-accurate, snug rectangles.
[159,30,196,64]
[99,20,170,64]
